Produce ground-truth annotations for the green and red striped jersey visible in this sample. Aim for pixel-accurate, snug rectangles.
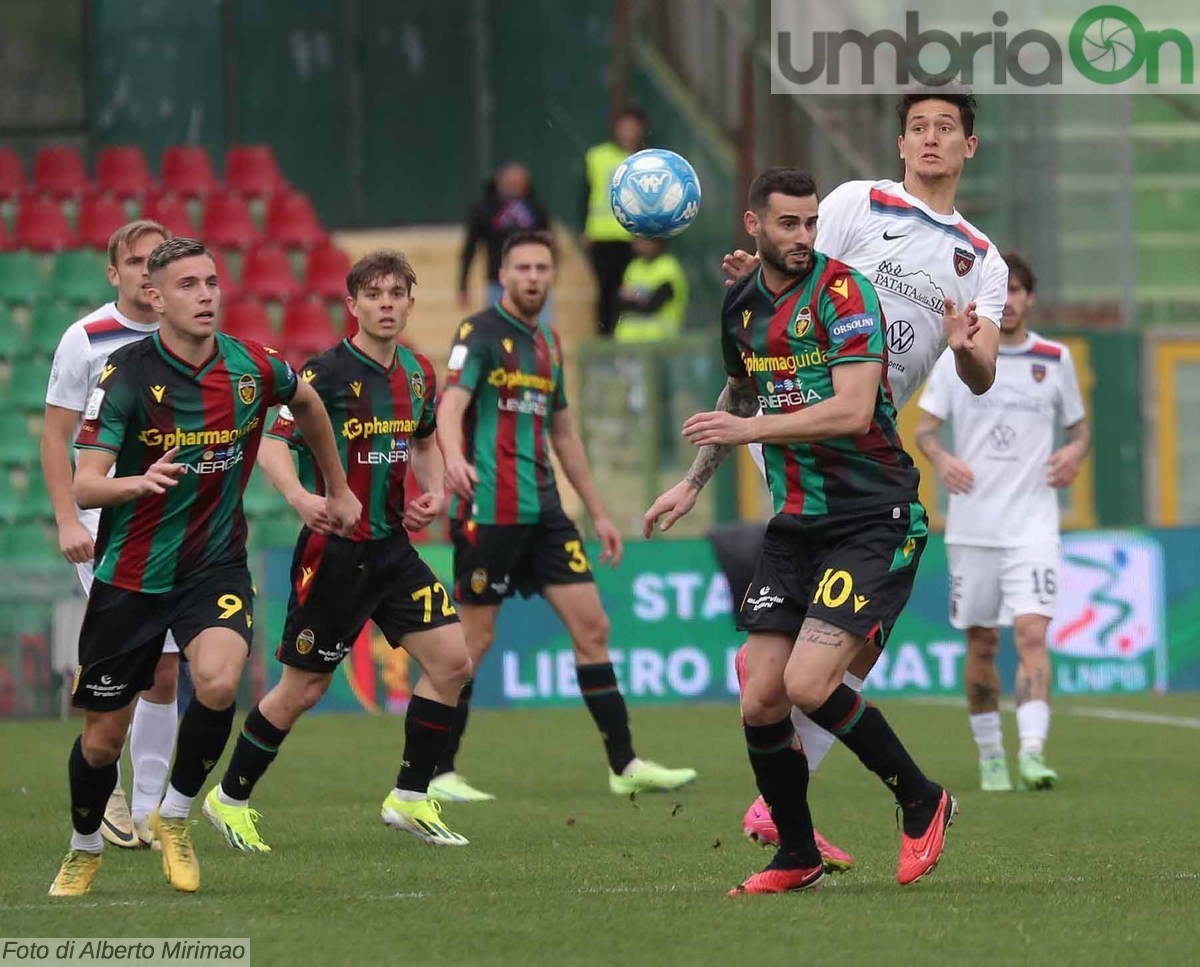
[267,338,436,542]
[722,254,918,516]
[443,303,568,524]
[75,331,298,593]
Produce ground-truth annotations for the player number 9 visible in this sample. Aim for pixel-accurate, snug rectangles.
[217,594,244,620]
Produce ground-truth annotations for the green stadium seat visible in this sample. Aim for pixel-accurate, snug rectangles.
[242,472,289,518]
[28,299,76,357]
[0,412,35,464]
[5,360,51,412]
[18,466,50,520]
[0,470,22,521]
[0,305,27,360]
[0,520,56,565]
[248,512,299,551]
[0,251,48,305]
[49,250,111,307]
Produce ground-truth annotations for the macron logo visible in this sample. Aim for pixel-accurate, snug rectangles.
[829,314,878,343]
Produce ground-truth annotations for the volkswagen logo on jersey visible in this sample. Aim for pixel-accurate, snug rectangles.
[886,320,915,354]
[953,247,976,277]
[989,424,1016,451]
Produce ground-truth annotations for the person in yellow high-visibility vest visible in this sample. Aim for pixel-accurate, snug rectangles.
[615,238,688,343]
[581,108,645,336]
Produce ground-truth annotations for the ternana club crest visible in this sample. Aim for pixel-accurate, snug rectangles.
[953,247,976,277]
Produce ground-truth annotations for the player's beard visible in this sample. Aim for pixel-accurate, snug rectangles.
[510,288,548,318]
[758,235,811,279]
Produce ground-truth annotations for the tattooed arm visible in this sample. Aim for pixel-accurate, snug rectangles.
[641,375,758,537]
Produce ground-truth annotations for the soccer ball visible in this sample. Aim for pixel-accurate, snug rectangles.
[609,149,702,238]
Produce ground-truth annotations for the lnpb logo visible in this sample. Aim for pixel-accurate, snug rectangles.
[1048,533,1167,694]
[771,2,1197,94]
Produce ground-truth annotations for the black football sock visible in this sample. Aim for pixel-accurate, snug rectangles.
[397,695,456,794]
[434,680,473,776]
[169,698,236,798]
[807,684,939,830]
[576,662,636,774]
[219,705,290,802]
[69,736,118,838]
[744,717,820,867]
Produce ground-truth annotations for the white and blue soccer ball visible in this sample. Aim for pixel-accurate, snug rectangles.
[609,148,702,238]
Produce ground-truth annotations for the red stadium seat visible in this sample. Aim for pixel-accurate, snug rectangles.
[282,297,337,361]
[225,144,285,199]
[0,220,11,252]
[209,248,240,301]
[161,145,218,198]
[304,244,351,300]
[0,148,26,201]
[15,197,76,252]
[201,192,260,251]
[266,191,326,250]
[33,146,88,199]
[96,146,153,199]
[77,195,130,250]
[241,244,300,302]
[141,191,196,238]
[221,297,275,346]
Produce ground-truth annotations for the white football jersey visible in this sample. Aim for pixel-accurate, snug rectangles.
[45,302,159,536]
[918,333,1086,548]
[817,179,1009,409]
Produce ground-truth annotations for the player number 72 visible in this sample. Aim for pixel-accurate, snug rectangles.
[412,582,456,623]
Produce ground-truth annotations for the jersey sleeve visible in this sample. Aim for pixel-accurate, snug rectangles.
[44,324,91,411]
[416,356,438,437]
[720,282,749,378]
[973,246,1009,327]
[917,349,956,420]
[444,319,492,394]
[551,331,568,412]
[1057,345,1087,427]
[74,360,136,454]
[264,348,299,405]
[269,356,327,449]
[818,268,885,367]
[815,181,871,264]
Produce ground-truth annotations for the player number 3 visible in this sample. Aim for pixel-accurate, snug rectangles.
[564,539,590,574]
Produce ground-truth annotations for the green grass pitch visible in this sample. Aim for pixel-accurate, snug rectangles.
[3,695,1198,966]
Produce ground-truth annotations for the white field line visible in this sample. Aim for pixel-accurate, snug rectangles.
[908,697,1200,729]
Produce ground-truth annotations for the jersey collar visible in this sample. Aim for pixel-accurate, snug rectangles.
[494,301,540,336]
[152,331,221,379]
[343,336,400,375]
[998,332,1037,355]
[754,253,824,308]
[106,301,159,334]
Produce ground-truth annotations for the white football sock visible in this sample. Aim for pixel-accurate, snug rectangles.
[70,830,103,854]
[793,671,866,773]
[969,711,1005,759]
[217,784,247,806]
[1017,700,1050,755]
[391,787,426,802]
[157,784,194,820]
[129,698,178,824]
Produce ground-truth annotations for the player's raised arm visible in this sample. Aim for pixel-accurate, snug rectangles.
[642,374,757,537]
[285,379,361,535]
[549,408,622,566]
